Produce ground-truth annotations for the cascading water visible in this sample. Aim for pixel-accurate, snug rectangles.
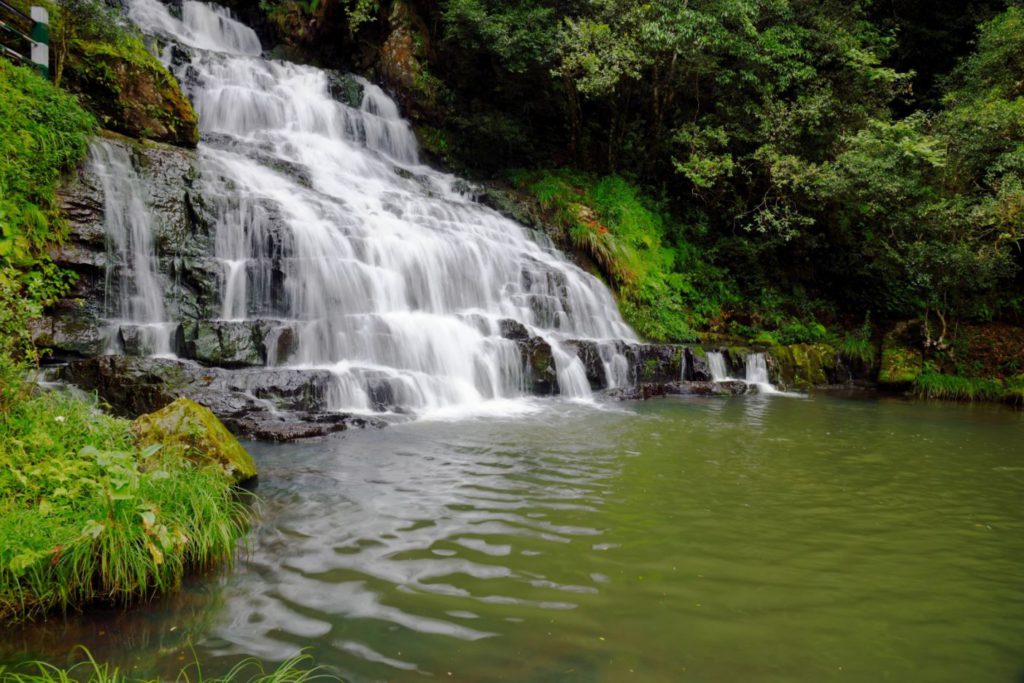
[121,0,637,414]
[707,352,729,382]
[745,352,778,394]
[92,140,176,357]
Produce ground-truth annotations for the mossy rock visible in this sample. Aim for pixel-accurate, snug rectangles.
[132,398,256,483]
[769,343,839,390]
[878,322,923,387]
[64,39,199,147]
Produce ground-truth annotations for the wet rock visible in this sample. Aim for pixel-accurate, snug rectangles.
[685,347,712,381]
[31,311,108,360]
[564,340,609,390]
[223,412,385,442]
[62,356,203,416]
[132,397,257,483]
[520,337,558,395]
[325,71,365,108]
[61,356,384,442]
[63,41,199,147]
[118,323,185,357]
[625,344,685,384]
[476,183,547,232]
[212,368,338,412]
[189,320,267,368]
[605,380,749,400]
[498,319,531,341]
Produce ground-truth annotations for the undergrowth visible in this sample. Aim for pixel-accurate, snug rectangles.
[0,59,94,270]
[513,169,735,342]
[0,390,251,624]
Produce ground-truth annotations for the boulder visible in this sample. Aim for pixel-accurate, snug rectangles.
[63,40,199,147]
[520,336,558,395]
[190,320,267,368]
[564,340,610,390]
[132,397,256,483]
[879,322,923,387]
[625,344,685,384]
[685,347,712,381]
[768,343,845,390]
[325,71,365,108]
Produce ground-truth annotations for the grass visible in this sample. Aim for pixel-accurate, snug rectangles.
[513,169,735,342]
[914,365,1024,403]
[0,389,252,624]
[0,59,95,268]
[0,649,338,682]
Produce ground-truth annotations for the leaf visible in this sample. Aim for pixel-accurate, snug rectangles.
[138,510,156,529]
[145,540,164,566]
[82,519,105,539]
[141,443,162,459]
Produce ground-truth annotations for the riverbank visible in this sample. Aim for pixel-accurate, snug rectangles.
[0,391,254,625]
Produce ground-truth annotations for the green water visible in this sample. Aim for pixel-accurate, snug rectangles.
[3,394,1024,682]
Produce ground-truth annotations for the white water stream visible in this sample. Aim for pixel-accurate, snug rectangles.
[113,0,638,413]
[92,141,176,357]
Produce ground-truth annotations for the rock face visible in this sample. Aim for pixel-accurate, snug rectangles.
[63,356,384,441]
[132,397,257,483]
[768,343,850,390]
[63,41,199,148]
[44,137,218,362]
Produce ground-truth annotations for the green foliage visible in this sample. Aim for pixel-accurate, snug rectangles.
[0,648,335,682]
[838,314,876,365]
[0,390,251,623]
[515,169,735,341]
[0,60,95,268]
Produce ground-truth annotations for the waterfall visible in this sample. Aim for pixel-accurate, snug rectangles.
[707,352,729,382]
[118,0,638,414]
[91,140,176,357]
[745,352,780,394]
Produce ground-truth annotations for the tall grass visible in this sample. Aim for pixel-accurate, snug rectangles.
[913,366,1024,402]
[0,390,252,623]
[0,649,337,683]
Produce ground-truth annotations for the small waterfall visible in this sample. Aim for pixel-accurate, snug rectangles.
[745,352,779,394]
[91,140,175,357]
[113,0,639,414]
[707,352,729,382]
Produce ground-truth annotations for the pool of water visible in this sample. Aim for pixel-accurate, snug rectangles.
[4,394,1024,682]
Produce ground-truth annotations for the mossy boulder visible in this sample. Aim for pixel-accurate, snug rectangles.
[64,39,199,147]
[879,322,923,387]
[768,343,840,390]
[132,398,256,483]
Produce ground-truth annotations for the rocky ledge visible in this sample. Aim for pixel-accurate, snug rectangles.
[61,356,385,442]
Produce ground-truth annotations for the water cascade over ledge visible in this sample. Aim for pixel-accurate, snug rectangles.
[110,0,642,415]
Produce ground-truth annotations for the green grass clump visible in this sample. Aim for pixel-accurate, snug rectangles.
[0,59,95,267]
[914,366,1006,401]
[0,390,251,624]
[514,169,735,342]
[0,649,336,682]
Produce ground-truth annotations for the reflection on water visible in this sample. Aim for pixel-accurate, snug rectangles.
[3,395,1024,683]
